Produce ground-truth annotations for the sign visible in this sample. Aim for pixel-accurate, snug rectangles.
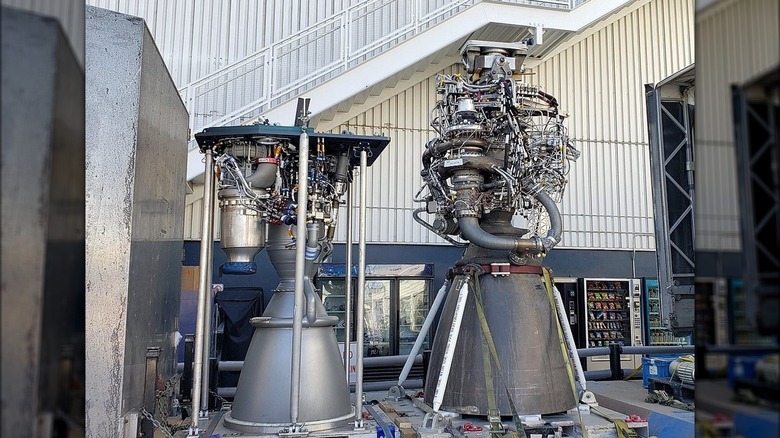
[338,342,359,384]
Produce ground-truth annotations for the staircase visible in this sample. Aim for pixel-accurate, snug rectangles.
[184,0,633,180]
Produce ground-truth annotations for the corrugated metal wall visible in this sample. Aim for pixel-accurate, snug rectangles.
[525,0,695,250]
[85,0,363,87]
[312,0,693,250]
[182,0,695,251]
[695,0,780,251]
[2,0,85,65]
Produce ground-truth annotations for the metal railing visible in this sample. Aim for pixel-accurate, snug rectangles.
[178,0,590,143]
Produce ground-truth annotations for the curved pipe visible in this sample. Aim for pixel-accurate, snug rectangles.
[457,190,562,254]
[536,190,562,249]
[413,208,468,247]
[458,216,542,253]
[436,155,503,178]
[303,278,317,324]
[422,138,488,167]
[245,160,278,188]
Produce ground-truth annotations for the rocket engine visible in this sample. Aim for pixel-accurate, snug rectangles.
[414,40,580,415]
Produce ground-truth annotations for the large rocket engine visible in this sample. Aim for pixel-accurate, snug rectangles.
[414,40,580,415]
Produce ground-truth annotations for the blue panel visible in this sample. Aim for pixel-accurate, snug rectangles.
[647,410,695,438]
[221,261,257,275]
[733,410,780,437]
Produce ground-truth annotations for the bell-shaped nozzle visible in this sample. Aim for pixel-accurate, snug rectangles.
[219,188,266,275]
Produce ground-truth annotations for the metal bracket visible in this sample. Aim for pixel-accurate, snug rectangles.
[580,390,598,406]
[488,262,511,277]
[353,417,366,431]
[279,423,310,437]
[387,385,405,401]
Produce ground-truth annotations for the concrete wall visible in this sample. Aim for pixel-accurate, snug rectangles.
[1,7,85,436]
[85,6,188,437]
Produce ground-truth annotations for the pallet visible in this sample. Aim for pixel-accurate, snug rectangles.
[647,377,694,403]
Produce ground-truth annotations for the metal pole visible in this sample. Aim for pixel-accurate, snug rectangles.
[354,149,368,427]
[201,195,217,411]
[552,285,587,393]
[190,150,216,434]
[344,184,353,380]
[397,282,448,386]
[290,131,310,424]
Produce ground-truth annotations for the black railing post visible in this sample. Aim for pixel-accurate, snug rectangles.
[609,343,624,380]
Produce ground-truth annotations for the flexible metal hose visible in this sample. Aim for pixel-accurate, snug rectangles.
[457,190,562,254]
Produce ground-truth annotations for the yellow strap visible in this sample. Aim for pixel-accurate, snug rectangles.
[542,267,589,438]
[591,406,638,438]
[624,363,643,380]
[472,273,526,438]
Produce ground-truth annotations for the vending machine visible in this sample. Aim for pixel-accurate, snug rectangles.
[554,277,585,349]
[580,278,644,371]
[644,278,694,345]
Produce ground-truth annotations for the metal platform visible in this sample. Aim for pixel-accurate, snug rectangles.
[587,380,694,437]
[196,390,650,438]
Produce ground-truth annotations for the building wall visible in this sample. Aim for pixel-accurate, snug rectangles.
[695,0,780,252]
[176,0,693,255]
[83,0,464,89]
[280,0,694,251]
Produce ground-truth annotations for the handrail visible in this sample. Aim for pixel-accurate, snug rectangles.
[179,0,590,144]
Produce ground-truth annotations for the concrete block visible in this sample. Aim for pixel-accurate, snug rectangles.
[85,6,188,437]
[1,6,85,436]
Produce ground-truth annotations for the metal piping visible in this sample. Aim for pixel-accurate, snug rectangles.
[354,149,368,426]
[397,282,449,386]
[190,150,216,433]
[456,190,562,254]
[290,131,310,424]
[344,185,353,380]
[303,278,317,324]
[201,187,216,412]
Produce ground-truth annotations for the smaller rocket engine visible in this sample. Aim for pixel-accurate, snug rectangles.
[195,125,389,432]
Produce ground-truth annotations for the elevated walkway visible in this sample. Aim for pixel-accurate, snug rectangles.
[185,0,635,181]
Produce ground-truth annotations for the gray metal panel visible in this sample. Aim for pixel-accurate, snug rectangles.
[695,0,780,251]
[85,6,188,437]
[1,7,85,436]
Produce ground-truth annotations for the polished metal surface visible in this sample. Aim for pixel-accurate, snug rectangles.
[424,259,577,415]
[355,150,368,424]
[225,223,352,431]
[343,185,354,379]
[192,150,215,430]
[290,131,310,423]
[85,6,187,436]
[218,193,266,264]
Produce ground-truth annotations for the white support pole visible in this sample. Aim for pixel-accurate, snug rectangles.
[552,285,587,393]
[397,281,448,387]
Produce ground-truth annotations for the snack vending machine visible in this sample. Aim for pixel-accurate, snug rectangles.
[581,278,644,371]
[554,277,585,349]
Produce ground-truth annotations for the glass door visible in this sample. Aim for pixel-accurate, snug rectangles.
[398,279,429,355]
[364,280,391,357]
